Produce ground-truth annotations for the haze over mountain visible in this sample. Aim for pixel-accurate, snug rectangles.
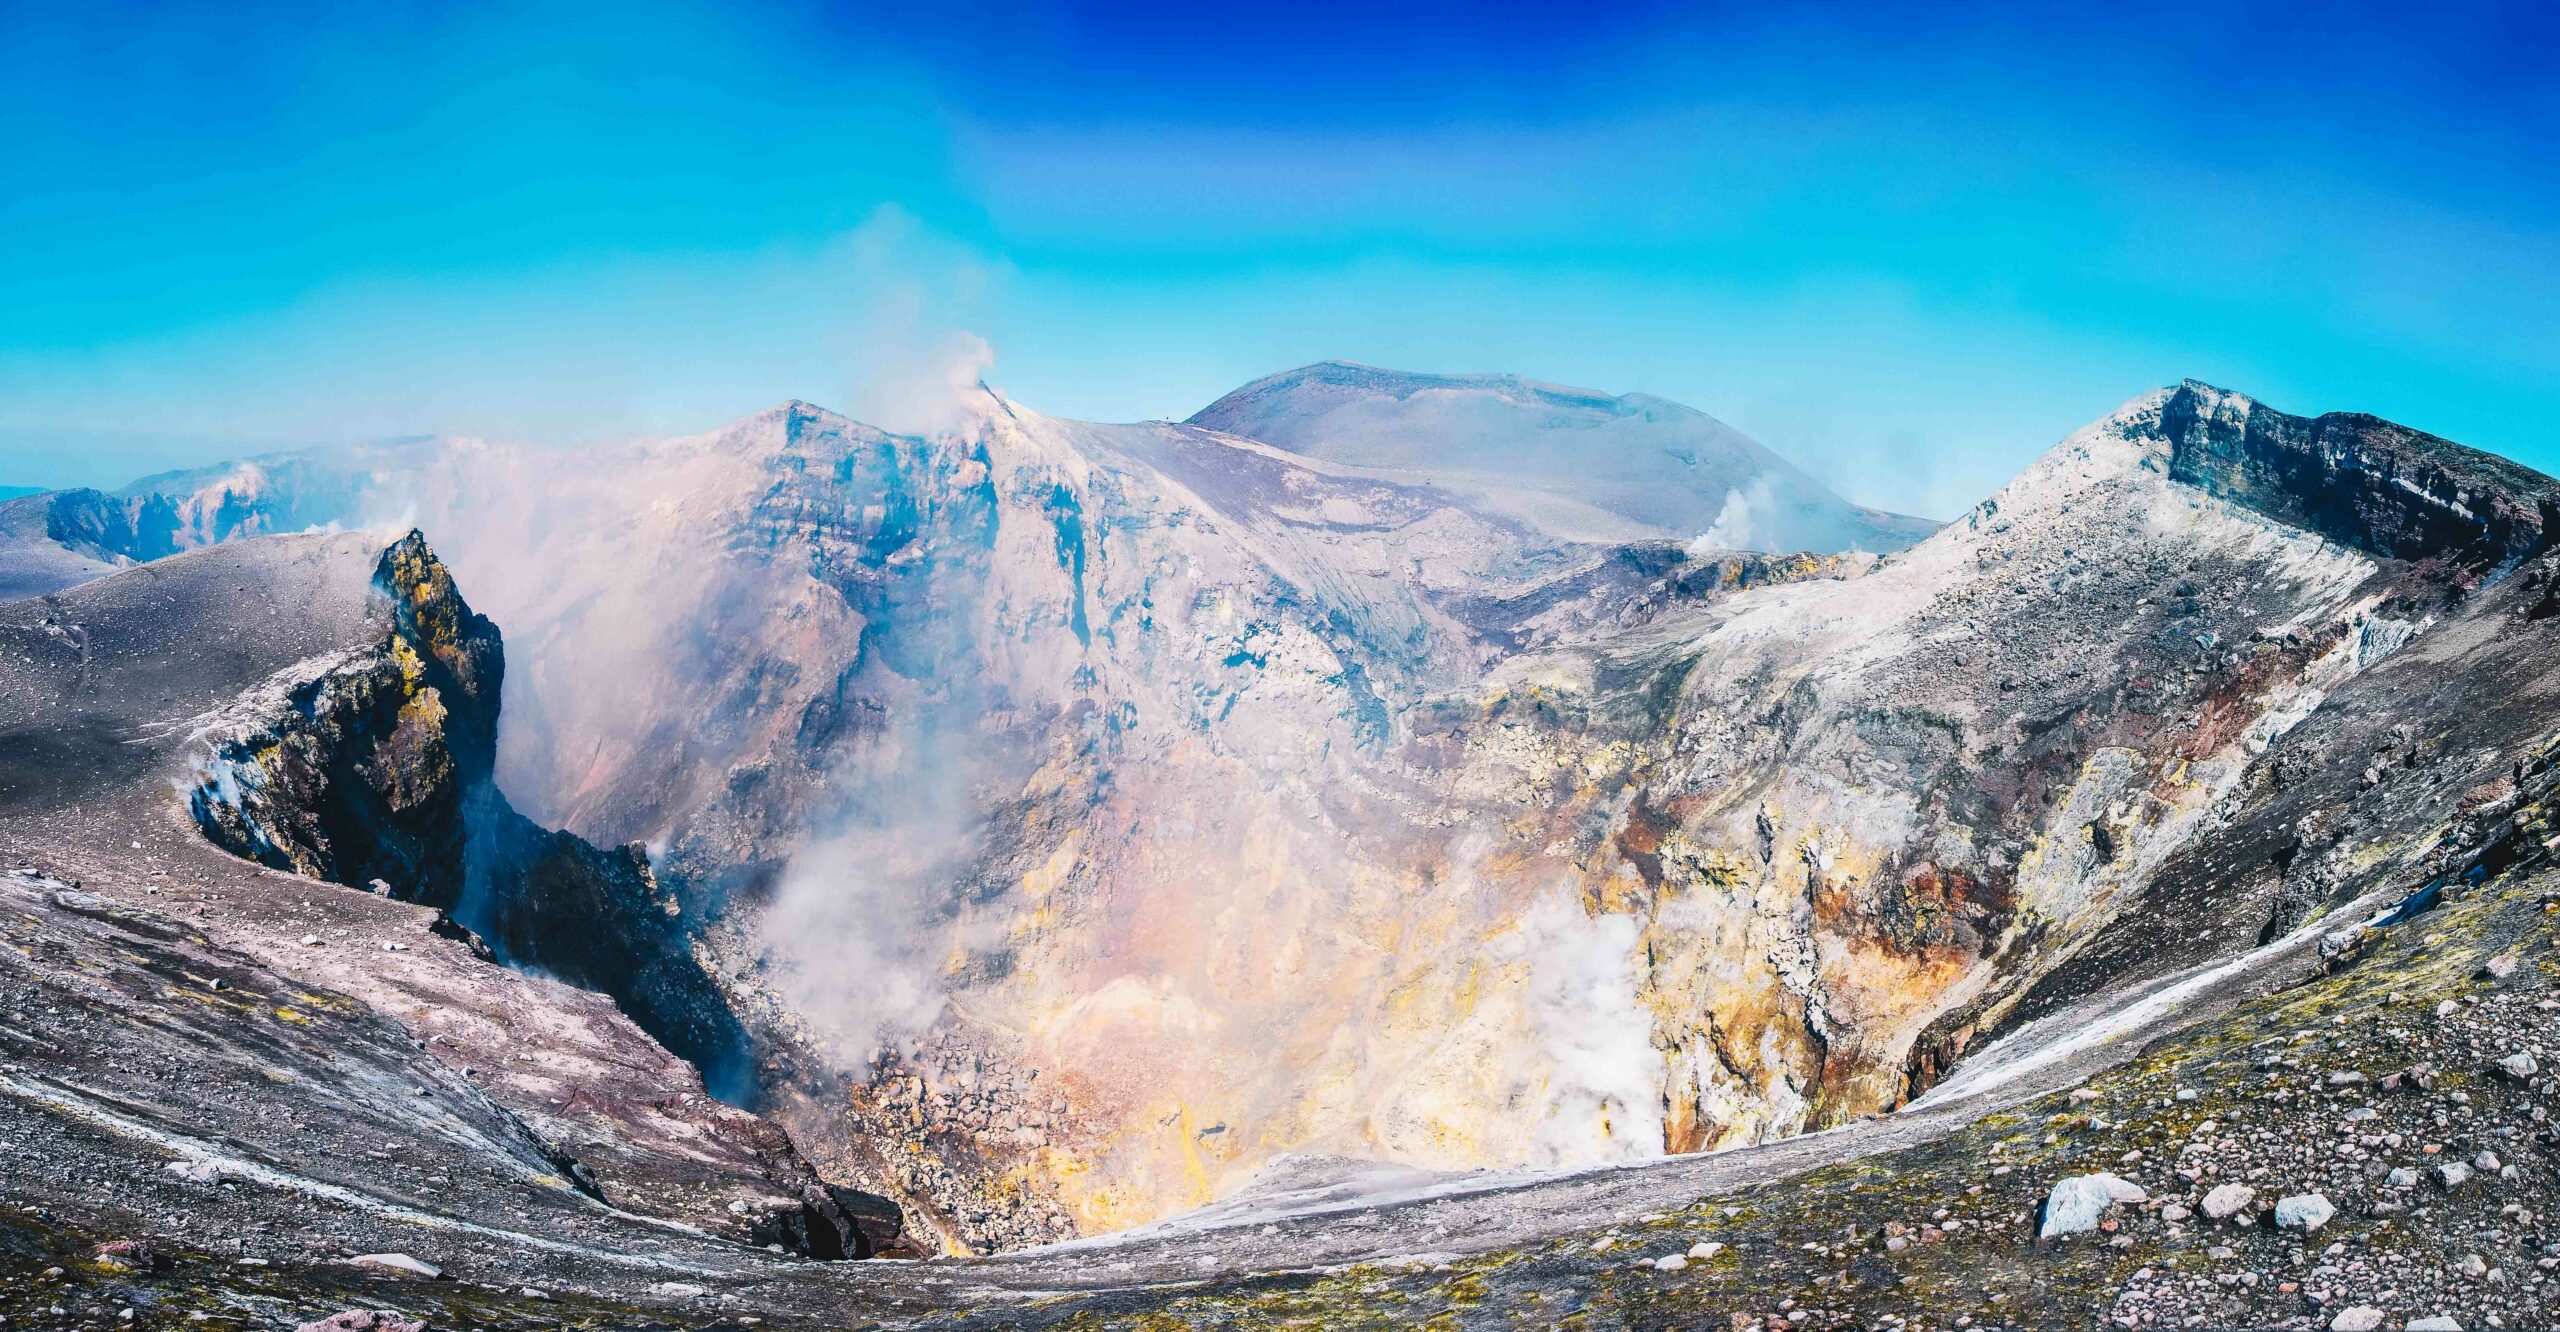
[1191,361,1941,552]
[4,366,2559,1329]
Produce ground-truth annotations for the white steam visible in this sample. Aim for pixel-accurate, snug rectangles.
[1494,894,1666,1164]
[1688,474,1780,553]
[833,206,1003,437]
[755,702,1005,1063]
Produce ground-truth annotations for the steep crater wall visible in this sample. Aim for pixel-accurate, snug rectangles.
[2161,380,2560,568]
[176,534,905,1258]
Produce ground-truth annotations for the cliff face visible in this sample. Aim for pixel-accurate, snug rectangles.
[176,534,750,1076]
[185,534,499,899]
[1451,382,2557,1146]
[2159,380,2560,566]
[0,531,906,1260]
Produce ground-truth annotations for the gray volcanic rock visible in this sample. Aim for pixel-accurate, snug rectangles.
[1189,360,1940,551]
[0,436,460,602]
[1930,384,2560,1075]
[0,532,901,1262]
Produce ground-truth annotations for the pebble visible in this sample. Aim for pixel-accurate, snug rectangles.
[164,1159,222,1184]
[294,1315,426,1332]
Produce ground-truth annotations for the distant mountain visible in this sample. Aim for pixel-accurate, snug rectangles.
[0,439,447,601]
[1189,361,1940,552]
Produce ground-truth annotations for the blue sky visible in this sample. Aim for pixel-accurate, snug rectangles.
[3,0,2555,517]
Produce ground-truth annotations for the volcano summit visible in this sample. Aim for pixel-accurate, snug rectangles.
[3,368,2557,1330]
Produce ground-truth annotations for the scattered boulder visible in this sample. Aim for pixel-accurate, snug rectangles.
[2039,1172,2147,1238]
[2274,1193,2334,1233]
[295,1315,427,1332]
[2407,1316,2465,1331]
[2328,1309,2384,1332]
[2497,1049,2539,1080]
[163,1158,222,1184]
[345,1253,442,1280]
[90,1240,159,1272]
[1686,1241,1725,1259]
[2435,1161,2474,1188]
[2202,1182,2256,1221]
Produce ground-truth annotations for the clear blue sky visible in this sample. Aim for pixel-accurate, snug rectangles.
[4,0,2555,517]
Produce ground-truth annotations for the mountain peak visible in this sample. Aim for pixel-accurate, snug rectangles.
[1189,361,1938,553]
[1201,361,1642,421]
[2149,380,2559,566]
[760,398,848,426]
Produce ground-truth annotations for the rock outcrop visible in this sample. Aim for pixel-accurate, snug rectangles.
[0,532,904,1261]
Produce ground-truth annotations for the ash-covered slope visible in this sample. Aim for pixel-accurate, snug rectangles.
[1913,382,2560,1072]
[0,532,905,1265]
[0,439,455,602]
[0,490,122,601]
[1189,360,1941,551]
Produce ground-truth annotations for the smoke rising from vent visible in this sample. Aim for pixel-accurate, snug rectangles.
[834,207,1004,438]
[756,697,1008,1065]
[1689,474,1781,553]
[1495,893,1667,1165]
